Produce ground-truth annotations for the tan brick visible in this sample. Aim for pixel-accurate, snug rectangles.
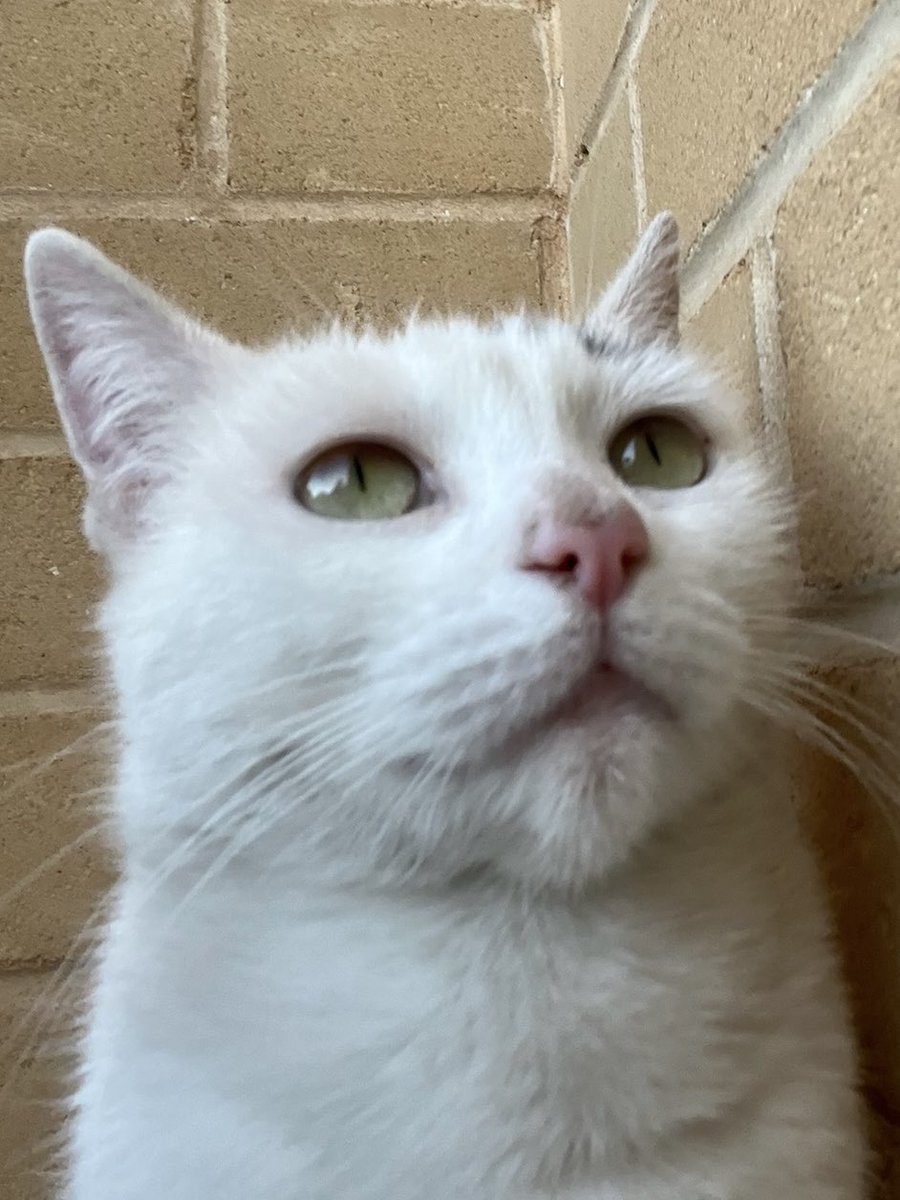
[776,68,900,588]
[640,0,873,247]
[568,99,636,316]
[0,227,59,432]
[0,0,193,192]
[2,215,543,434]
[794,658,900,1172]
[685,261,762,425]
[228,2,552,194]
[78,217,544,335]
[0,970,79,1199]
[0,459,101,687]
[558,0,630,158]
[0,710,112,965]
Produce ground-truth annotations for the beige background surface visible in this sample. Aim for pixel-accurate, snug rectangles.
[1,0,897,1194]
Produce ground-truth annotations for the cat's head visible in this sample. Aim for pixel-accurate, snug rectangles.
[24,216,795,893]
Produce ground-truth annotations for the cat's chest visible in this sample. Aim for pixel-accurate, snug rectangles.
[158,878,764,1185]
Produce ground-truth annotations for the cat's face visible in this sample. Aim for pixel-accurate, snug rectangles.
[25,216,794,891]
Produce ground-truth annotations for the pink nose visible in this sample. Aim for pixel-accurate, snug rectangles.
[524,504,649,611]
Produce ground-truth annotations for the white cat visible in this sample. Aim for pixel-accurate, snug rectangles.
[24,214,866,1199]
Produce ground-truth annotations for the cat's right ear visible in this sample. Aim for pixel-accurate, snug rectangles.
[584,212,680,348]
[24,228,230,557]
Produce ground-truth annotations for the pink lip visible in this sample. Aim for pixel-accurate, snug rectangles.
[550,661,673,724]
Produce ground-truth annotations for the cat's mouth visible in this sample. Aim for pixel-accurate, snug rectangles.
[478,657,675,766]
[546,660,675,728]
[474,629,680,758]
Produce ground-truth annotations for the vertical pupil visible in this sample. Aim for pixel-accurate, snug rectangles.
[645,431,662,465]
[352,456,366,491]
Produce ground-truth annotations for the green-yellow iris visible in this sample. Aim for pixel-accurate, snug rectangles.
[609,416,707,489]
[295,442,421,520]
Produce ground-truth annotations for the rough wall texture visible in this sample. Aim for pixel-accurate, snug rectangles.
[0,0,897,1194]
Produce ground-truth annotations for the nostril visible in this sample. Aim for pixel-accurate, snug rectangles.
[524,506,649,611]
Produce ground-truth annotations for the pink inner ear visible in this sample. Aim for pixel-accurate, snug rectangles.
[67,377,130,471]
[58,296,178,473]
[60,368,151,476]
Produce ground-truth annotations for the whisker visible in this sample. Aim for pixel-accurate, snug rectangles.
[0,898,108,1133]
[0,824,107,915]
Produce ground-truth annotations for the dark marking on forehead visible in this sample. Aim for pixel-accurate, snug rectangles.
[581,330,610,357]
[580,329,631,359]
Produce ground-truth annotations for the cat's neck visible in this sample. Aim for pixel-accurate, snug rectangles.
[117,733,781,920]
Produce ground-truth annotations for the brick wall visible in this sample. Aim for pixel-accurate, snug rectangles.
[0,0,897,1195]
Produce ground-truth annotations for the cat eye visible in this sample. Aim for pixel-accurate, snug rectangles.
[608,416,707,489]
[294,442,423,520]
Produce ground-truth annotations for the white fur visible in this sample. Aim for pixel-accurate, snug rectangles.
[24,216,866,1199]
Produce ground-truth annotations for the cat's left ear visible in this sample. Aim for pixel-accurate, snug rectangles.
[585,211,680,347]
[24,228,232,556]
